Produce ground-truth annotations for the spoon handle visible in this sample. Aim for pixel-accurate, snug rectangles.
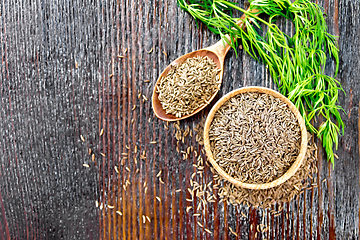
[205,8,260,61]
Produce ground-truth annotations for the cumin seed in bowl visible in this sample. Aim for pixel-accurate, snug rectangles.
[203,87,308,190]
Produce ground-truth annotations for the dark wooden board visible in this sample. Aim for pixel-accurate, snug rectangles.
[0,0,359,239]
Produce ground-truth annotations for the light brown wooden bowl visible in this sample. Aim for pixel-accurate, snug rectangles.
[203,86,308,190]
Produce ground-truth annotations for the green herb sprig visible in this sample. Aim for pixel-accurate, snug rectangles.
[177,0,344,165]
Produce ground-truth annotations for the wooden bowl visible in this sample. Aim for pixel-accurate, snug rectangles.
[203,86,308,190]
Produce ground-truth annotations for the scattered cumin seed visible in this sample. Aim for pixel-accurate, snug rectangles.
[146,216,151,222]
[117,55,125,58]
[229,227,237,236]
[109,74,114,78]
[197,222,203,228]
[88,148,92,155]
[142,215,146,223]
[116,211,122,216]
[142,95,148,101]
[126,167,130,172]
[100,153,106,157]
[83,164,90,168]
[144,80,150,83]
[80,135,85,142]
[75,62,78,68]
[186,206,192,212]
[150,141,157,144]
[92,154,95,161]
[156,170,162,177]
[175,189,182,192]
[193,213,200,217]
[114,166,119,173]
[132,105,136,110]
[95,200,99,207]
[108,205,114,209]
[162,51,167,57]
[188,188,193,196]
[156,196,161,202]
[204,228,212,234]
[148,47,153,54]
[100,128,104,136]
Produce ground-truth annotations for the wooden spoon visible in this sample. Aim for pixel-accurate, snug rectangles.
[152,9,259,121]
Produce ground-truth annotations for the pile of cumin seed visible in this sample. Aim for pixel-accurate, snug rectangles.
[209,92,301,184]
[156,56,221,118]
[193,118,318,210]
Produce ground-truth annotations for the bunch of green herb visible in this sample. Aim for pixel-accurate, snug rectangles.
[177,0,344,165]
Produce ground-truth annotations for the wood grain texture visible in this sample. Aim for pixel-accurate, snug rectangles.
[0,0,359,239]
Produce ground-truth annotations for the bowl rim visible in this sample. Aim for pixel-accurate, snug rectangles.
[203,86,308,190]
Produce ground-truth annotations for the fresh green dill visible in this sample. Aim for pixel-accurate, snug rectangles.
[177,0,344,166]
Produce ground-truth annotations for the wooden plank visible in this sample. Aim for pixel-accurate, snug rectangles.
[335,0,360,238]
[0,0,359,239]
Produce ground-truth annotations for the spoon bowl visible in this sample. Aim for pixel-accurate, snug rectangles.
[152,42,229,121]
